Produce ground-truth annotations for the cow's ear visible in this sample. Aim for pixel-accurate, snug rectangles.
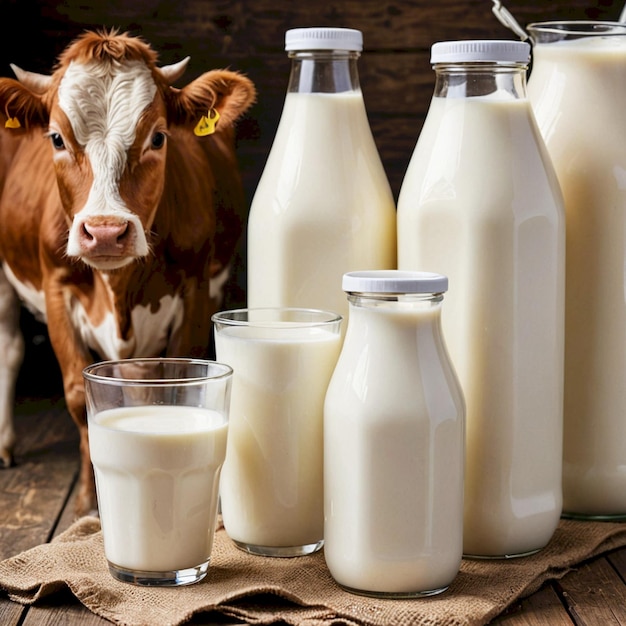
[0,78,49,131]
[169,69,256,131]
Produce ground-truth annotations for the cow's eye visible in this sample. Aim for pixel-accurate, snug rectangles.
[151,131,166,150]
[49,133,66,151]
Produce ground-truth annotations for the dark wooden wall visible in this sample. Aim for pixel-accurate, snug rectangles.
[2,0,622,202]
[1,0,623,389]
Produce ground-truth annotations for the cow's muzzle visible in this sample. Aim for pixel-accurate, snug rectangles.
[67,214,149,269]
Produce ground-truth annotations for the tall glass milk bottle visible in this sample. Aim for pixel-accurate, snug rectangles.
[397,40,566,558]
[247,27,397,319]
[324,270,465,597]
[527,22,626,520]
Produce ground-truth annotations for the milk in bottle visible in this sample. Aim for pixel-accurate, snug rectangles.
[527,21,626,519]
[247,27,396,319]
[324,271,465,597]
[397,40,565,557]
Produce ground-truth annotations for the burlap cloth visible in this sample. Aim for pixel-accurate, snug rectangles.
[1,516,625,626]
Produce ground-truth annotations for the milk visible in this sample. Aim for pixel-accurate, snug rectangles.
[324,296,465,595]
[89,405,228,572]
[397,95,565,556]
[215,323,341,550]
[247,91,397,319]
[528,34,626,517]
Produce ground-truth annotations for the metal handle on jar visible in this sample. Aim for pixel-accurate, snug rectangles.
[494,0,626,32]
[491,1,532,43]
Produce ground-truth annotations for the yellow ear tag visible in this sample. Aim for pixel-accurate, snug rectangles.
[5,117,21,129]
[194,108,220,136]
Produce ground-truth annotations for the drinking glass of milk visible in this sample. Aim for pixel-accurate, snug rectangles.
[212,308,342,557]
[83,358,232,586]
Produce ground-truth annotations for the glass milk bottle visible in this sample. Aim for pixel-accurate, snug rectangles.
[397,40,565,557]
[324,270,465,598]
[247,27,397,319]
[527,22,626,520]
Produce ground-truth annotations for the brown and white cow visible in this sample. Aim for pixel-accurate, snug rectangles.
[0,29,255,515]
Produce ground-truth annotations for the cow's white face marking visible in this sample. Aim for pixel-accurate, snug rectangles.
[57,59,158,261]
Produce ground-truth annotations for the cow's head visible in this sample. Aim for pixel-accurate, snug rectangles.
[0,29,255,271]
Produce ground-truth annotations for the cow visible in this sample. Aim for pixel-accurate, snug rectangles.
[0,29,256,515]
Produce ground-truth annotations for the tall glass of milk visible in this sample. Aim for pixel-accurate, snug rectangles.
[324,271,465,597]
[212,307,342,556]
[246,27,396,320]
[397,40,566,557]
[83,358,232,586]
[526,21,626,520]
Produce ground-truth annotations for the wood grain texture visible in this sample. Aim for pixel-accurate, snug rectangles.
[607,547,626,581]
[0,10,625,626]
[3,0,624,193]
[0,398,78,560]
[0,601,24,626]
[558,557,626,624]
[1,0,625,320]
[493,584,574,625]
[23,600,115,626]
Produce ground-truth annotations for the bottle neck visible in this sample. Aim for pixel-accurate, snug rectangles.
[345,293,445,337]
[287,50,361,94]
[433,62,528,99]
[347,292,444,308]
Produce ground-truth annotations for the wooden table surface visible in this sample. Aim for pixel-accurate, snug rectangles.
[1,394,626,626]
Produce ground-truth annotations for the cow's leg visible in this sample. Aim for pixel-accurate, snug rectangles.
[0,266,24,468]
[65,377,96,516]
[44,290,95,516]
[53,349,95,516]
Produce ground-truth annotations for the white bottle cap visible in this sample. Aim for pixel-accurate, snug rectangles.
[430,40,530,64]
[342,270,449,294]
[285,27,363,52]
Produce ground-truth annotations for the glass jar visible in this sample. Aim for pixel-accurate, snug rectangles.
[246,27,396,320]
[324,270,465,597]
[397,40,565,557]
[527,21,626,519]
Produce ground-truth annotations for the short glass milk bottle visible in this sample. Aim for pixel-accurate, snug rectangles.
[397,40,565,558]
[247,28,397,320]
[324,270,465,598]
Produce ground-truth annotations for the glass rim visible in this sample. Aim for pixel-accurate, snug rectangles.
[211,307,343,328]
[82,357,233,386]
[527,20,626,37]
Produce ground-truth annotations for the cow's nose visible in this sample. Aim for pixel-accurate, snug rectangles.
[81,219,129,253]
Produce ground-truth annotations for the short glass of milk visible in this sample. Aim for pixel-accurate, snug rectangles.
[212,308,342,557]
[83,358,232,586]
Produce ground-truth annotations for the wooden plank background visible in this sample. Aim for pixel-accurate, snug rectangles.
[2,0,622,202]
[0,0,623,387]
